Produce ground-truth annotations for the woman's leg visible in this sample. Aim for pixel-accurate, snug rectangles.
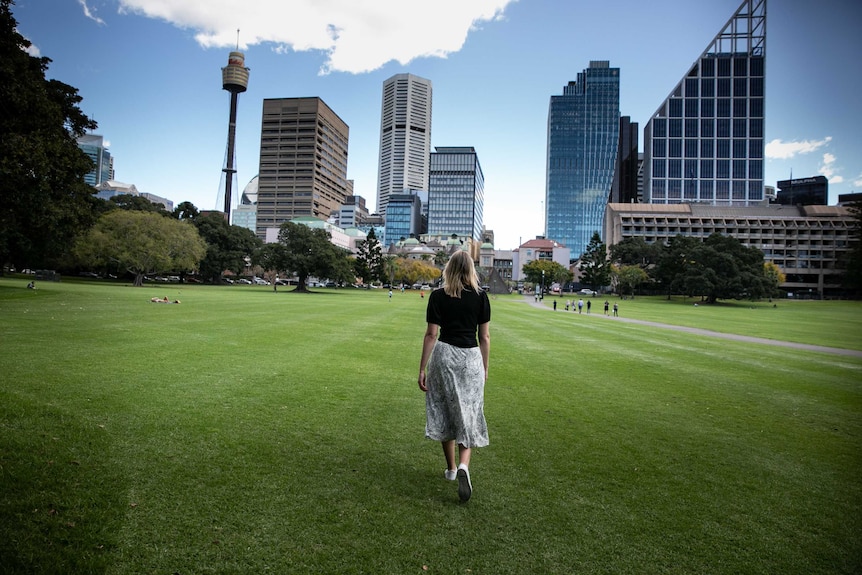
[458,444,472,468]
[442,440,457,471]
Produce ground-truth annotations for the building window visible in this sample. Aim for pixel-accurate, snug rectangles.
[653,118,667,138]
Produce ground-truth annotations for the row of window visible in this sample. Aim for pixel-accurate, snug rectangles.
[652,138,763,160]
[660,97,764,119]
[652,158,763,179]
[654,118,763,138]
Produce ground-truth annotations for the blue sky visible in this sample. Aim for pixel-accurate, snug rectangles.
[13,0,862,251]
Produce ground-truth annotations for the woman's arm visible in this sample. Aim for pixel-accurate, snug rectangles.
[418,323,439,392]
[478,321,490,381]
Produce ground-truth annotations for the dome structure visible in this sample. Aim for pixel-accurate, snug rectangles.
[240,175,258,205]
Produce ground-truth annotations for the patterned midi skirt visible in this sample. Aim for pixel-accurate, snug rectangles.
[425,341,489,448]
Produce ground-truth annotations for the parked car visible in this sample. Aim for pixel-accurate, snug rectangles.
[578,288,597,296]
[253,277,270,285]
[236,278,252,285]
[222,277,234,284]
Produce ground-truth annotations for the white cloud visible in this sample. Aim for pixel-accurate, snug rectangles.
[117,0,516,74]
[819,153,844,183]
[765,137,832,160]
[78,0,106,25]
[853,174,862,188]
[18,31,40,56]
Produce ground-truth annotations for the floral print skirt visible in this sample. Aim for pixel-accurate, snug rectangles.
[425,341,489,448]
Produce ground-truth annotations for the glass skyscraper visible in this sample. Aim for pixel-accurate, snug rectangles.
[643,0,766,206]
[77,134,112,186]
[428,147,484,242]
[545,61,620,259]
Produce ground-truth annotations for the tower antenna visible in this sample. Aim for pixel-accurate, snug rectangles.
[236,28,240,50]
[220,46,250,221]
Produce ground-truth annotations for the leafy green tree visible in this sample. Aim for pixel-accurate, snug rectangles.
[253,242,289,285]
[616,265,650,298]
[522,259,570,290]
[763,262,785,299]
[383,255,398,286]
[354,227,383,283]
[74,210,206,287]
[434,250,449,269]
[109,194,169,214]
[277,221,351,292]
[194,213,263,283]
[610,236,661,268]
[172,201,200,221]
[0,0,100,270]
[579,232,611,290]
[672,234,769,303]
[395,258,440,286]
[654,235,700,299]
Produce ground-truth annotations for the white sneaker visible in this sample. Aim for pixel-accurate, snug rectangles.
[444,469,457,481]
[457,464,472,502]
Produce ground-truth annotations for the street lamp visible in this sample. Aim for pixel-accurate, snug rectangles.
[541,269,545,301]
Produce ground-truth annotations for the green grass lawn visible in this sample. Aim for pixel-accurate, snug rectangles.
[1,277,860,574]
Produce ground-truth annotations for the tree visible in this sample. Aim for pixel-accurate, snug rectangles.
[522,259,570,290]
[763,262,786,299]
[579,232,611,290]
[277,221,351,292]
[172,201,200,221]
[610,236,661,268]
[354,228,383,284]
[109,193,169,214]
[395,258,440,286]
[193,213,262,283]
[0,0,100,270]
[667,233,769,303]
[654,235,700,299]
[253,242,289,284]
[616,265,650,298]
[74,210,206,287]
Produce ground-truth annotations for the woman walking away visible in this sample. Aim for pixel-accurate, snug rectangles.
[418,250,491,502]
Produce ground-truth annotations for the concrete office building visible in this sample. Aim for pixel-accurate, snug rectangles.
[376,73,432,217]
[545,61,620,259]
[643,0,766,206]
[256,97,350,239]
[604,202,854,297]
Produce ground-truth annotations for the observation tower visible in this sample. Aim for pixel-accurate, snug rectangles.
[221,48,249,220]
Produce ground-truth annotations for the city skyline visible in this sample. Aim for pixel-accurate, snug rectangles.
[14,0,862,251]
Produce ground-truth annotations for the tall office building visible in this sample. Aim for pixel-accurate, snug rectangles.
[545,61,620,258]
[256,97,350,238]
[611,116,639,204]
[376,73,432,217]
[384,193,423,246]
[77,134,112,186]
[643,0,766,206]
[427,147,484,242]
[775,176,828,206]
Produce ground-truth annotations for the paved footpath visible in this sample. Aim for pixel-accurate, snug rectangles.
[522,296,862,358]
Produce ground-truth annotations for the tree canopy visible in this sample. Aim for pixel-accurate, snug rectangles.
[579,232,611,290]
[0,0,100,270]
[75,210,206,286]
[353,227,384,284]
[276,221,352,291]
[522,259,571,289]
[193,213,262,283]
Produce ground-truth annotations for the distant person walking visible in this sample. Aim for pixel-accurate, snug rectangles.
[613,302,619,317]
[577,299,584,314]
[553,300,557,311]
[389,289,393,301]
[418,250,491,503]
[586,300,591,314]
[604,300,610,316]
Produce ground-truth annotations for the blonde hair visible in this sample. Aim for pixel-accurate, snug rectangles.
[442,250,481,298]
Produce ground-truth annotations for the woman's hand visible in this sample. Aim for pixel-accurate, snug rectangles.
[418,370,428,392]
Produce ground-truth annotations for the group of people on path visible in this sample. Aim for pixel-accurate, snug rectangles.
[556,297,619,317]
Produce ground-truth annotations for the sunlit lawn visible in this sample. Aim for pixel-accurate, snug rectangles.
[1,277,860,574]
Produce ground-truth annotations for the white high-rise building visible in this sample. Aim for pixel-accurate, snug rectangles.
[376,73,432,217]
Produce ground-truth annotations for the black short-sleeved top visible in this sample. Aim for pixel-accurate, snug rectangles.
[426,287,491,349]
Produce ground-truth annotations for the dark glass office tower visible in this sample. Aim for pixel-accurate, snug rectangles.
[643,0,766,206]
[545,61,620,259]
[611,116,639,204]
